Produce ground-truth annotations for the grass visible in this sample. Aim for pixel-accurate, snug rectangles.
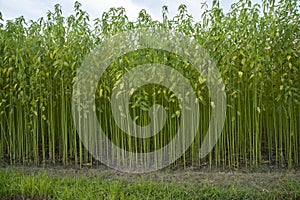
[0,166,300,200]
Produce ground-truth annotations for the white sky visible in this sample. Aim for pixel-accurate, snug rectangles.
[0,0,263,24]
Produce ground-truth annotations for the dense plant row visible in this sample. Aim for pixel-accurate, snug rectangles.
[0,0,299,168]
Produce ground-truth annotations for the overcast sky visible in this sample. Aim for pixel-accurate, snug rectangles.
[0,0,263,23]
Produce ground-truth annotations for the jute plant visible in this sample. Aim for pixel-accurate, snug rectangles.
[0,0,299,168]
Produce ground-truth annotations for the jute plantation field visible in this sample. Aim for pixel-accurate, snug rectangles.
[0,0,299,199]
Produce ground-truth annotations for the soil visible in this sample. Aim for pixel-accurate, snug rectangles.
[2,164,300,192]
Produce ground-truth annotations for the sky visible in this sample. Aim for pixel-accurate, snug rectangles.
[0,0,263,24]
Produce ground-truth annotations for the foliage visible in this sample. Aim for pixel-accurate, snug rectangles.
[0,0,299,168]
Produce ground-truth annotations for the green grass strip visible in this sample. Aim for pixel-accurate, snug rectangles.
[0,168,300,200]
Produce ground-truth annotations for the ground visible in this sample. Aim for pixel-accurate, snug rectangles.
[1,164,300,199]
